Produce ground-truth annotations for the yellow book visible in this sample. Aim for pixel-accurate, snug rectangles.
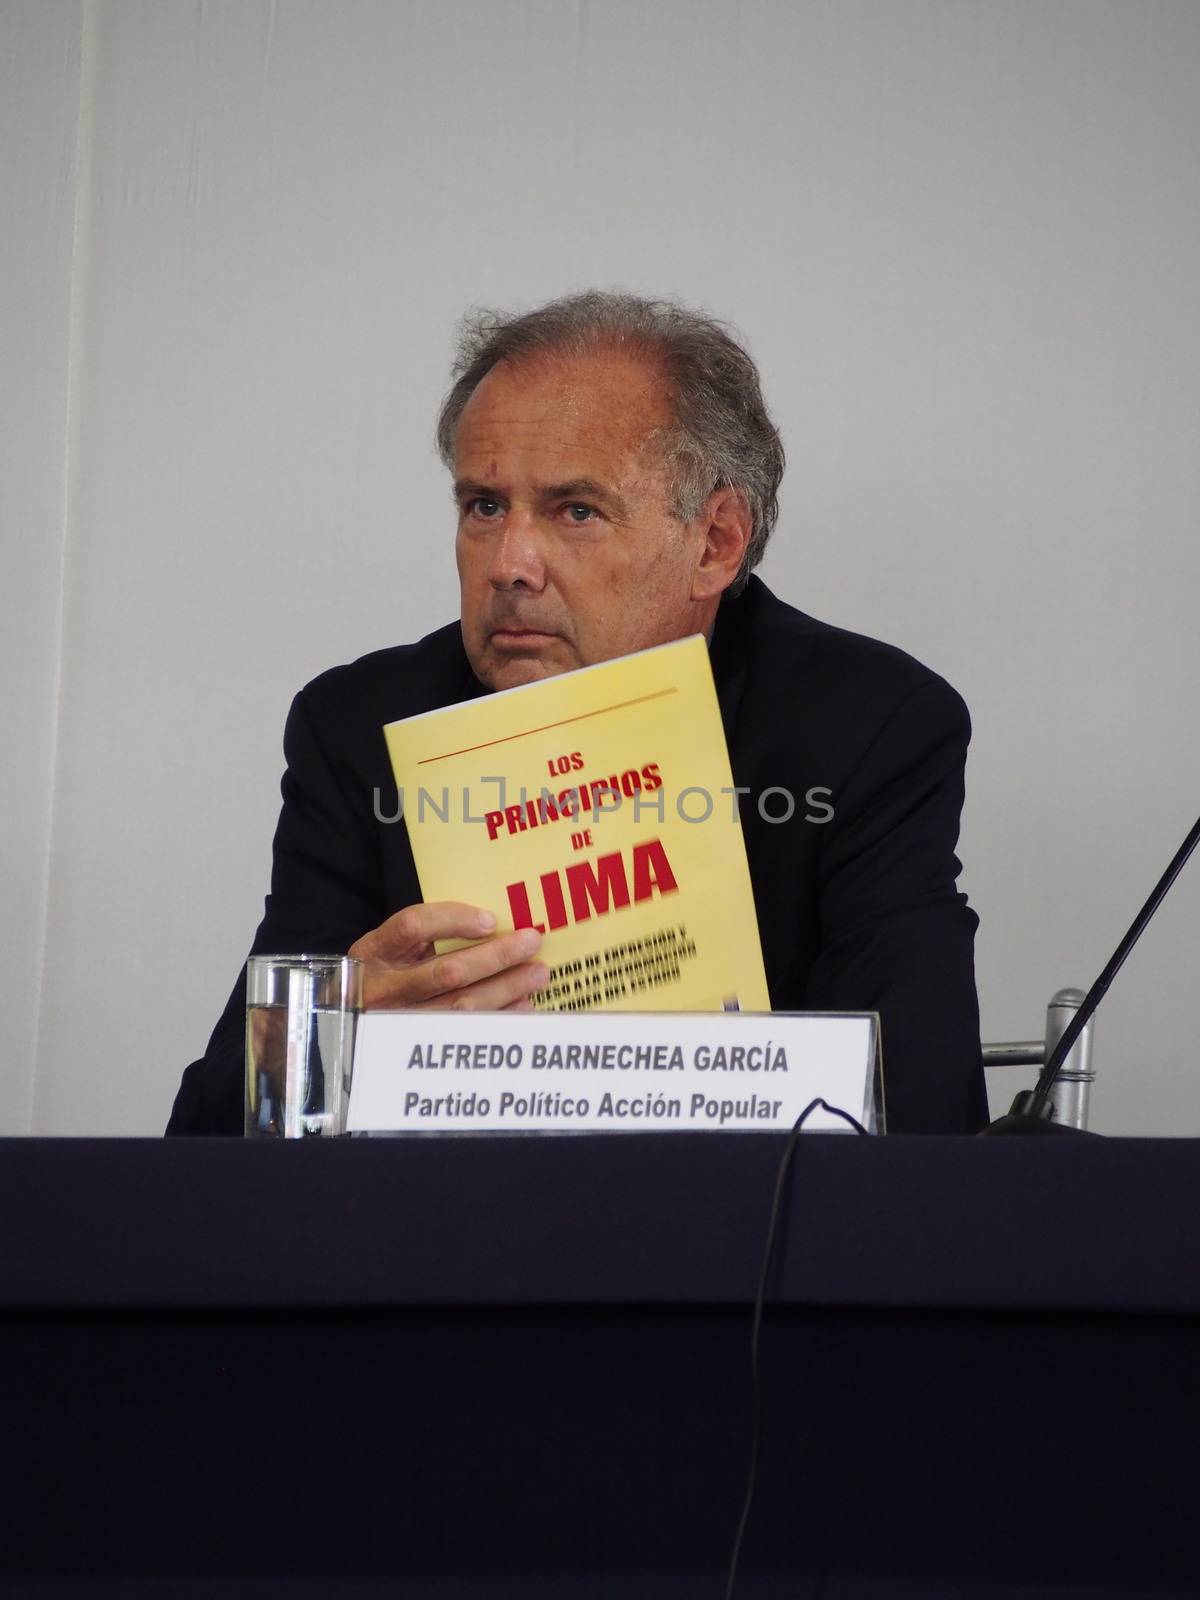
[383,635,770,1013]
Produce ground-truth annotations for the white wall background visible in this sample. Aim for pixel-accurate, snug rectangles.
[4,0,1198,1137]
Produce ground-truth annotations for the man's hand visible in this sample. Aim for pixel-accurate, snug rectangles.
[348,903,549,1012]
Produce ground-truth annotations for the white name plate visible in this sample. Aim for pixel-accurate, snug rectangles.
[347,1011,879,1135]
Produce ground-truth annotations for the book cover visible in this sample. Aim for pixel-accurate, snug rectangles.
[383,634,769,1013]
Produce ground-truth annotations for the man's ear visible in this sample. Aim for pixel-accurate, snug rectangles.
[691,485,753,601]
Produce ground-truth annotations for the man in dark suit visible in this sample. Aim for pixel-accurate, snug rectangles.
[169,291,984,1135]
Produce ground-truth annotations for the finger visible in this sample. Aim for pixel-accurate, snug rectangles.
[363,928,543,1009]
[411,958,551,1014]
[351,901,497,964]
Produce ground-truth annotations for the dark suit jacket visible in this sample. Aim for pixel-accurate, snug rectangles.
[167,577,985,1135]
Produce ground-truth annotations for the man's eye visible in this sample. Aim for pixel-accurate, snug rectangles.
[466,498,502,519]
[564,503,597,524]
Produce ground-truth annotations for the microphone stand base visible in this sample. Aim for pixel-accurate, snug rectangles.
[978,1089,1100,1137]
[978,1112,1098,1137]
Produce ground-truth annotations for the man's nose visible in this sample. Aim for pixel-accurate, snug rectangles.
[487,509,547,591]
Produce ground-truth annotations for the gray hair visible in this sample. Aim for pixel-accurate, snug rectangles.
[435,290,784,594]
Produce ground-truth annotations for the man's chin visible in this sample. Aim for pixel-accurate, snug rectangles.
[465,644,569,692]
[482,657,567,691]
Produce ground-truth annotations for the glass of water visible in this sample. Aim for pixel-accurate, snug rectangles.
[245,955,364,1137]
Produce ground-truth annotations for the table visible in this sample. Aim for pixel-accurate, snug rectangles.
[2,1134,1197,1597]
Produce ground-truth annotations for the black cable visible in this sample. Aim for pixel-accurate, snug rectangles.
[723,1098,869,1600]
[1028,810,1200,1117]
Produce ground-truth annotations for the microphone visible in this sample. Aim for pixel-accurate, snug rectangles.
[980,811,1200,1137]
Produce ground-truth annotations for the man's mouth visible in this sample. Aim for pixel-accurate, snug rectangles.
[489,626,559,649]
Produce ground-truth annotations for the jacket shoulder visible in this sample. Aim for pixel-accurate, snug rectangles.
[292,620,476,739]
[735,577,968,726]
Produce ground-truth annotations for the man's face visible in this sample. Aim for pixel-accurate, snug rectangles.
[454,348,721,691]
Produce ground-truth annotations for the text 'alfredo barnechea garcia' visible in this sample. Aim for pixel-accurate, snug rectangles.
[404,1038,791,1073]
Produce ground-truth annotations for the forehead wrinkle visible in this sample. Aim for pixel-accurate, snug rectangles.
[469,351,670,428]
[454,352,678,506]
